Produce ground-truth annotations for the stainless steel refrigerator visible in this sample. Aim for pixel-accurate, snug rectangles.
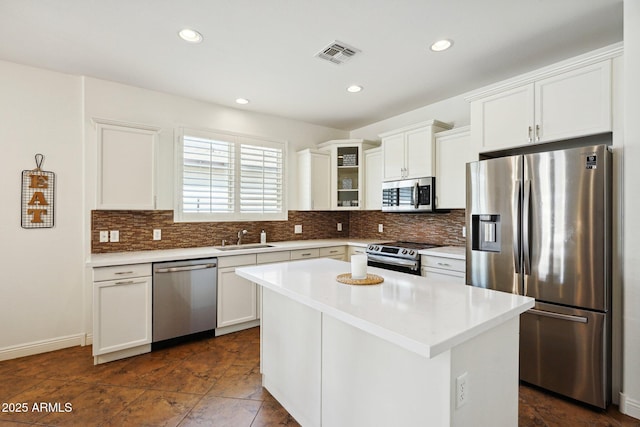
[466,144,611,409]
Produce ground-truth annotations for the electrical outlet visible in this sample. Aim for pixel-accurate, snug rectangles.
[462,226,466,238]
[337,223,342,232]
[294,224,303,234]
[153,229,162,241]
[378,224,384,233]
[456,372,468,408]
[109,230,120,243]
[99,231,109,243]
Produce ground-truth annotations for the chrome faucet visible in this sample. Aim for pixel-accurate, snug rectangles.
[237,229,247,245]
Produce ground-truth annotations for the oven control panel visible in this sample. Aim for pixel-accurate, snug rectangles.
[367,244,418,260]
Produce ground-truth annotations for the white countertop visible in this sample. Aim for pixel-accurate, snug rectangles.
[419,245,465,259]
[87,239,380,267]
[236,258,534,359]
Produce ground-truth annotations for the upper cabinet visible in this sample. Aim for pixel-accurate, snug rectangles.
[297,148,331,210]
[94,119,161,210]
[314,139,379,210]
[379,120,452,181]
[364,147,382,210]
[470,59,613,153]
[434,126,474,210]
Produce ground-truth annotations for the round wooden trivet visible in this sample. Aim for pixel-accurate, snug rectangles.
[336,273,384,285]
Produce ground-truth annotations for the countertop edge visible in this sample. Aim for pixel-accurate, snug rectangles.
[87,239,381,267]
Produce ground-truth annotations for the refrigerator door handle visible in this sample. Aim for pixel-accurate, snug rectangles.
[523,179,532,276]
[513,179,522,274]
[527,308,588,323]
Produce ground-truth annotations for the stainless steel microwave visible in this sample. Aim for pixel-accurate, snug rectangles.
[382,177,435,212]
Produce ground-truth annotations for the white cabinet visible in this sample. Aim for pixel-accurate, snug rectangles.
[93,264,152,364]
[217,254,258,329]
[316,139,379,210]
[379,120,452,181]
[348,245,367,261]
[297,149,331,210]
[364,147,382,210]
[290,248,320,260]
[434,126,474,210]
[471,60,612,152]
[320,246,347,261]
[94,118,161,210]
[421,254,465,285]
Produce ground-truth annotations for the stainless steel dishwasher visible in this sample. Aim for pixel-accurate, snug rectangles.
[152,258,217,343]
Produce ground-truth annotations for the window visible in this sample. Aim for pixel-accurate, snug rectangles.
[176,129,286,221]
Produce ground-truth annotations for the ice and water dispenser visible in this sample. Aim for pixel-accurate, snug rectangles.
[471,214,501,252]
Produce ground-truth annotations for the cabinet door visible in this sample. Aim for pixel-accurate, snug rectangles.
[382,133,405,180]
[93,276,152,356]
[96,121,160,210]
[472,84,534,151]
[218,266,258,327]
[311,152,331,210]
[405,126,434,178]
[435,128,474,209]
[365,148,382,210]
[535,61,612,143]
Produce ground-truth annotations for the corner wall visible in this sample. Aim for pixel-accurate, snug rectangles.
[0,61,84,358]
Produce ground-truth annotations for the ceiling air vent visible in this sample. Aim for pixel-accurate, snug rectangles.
[316,41,361,65]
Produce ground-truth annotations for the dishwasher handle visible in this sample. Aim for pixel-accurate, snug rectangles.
[155,263,217,274]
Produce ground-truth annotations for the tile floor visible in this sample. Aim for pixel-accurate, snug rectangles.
[0,327,637,427]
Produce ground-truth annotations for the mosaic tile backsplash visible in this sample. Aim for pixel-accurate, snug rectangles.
[91,210,465,253]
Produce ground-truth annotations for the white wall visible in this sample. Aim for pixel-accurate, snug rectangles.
[349,94,470,140]
[621,0,640,419]
[83,77,348,212]
[0,61,84,358]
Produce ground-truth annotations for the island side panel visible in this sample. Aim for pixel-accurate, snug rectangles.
[321,315,452,427]
[449,316,520,427]
[261,288,322,427]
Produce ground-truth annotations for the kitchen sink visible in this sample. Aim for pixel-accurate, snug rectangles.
[215,244,274,251]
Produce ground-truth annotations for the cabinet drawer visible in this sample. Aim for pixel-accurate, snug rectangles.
[290,248,320,260]
[93,263,151,282]
[421,256,465,272]
[218,254,257,268]
[257,251,290,264]
[421,267,465,285]
[319,246,346,257]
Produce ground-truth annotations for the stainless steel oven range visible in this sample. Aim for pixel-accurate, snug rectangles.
[366,241,439,275]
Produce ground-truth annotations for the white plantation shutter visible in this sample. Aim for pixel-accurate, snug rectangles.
[240,143,283,213]
[177,129,286,221]
[182,135,234,213]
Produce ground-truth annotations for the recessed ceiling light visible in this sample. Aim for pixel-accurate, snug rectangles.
[178,28,203,43]
[430,39,453,52]
[347,85,363,93]
[235,98,250,105]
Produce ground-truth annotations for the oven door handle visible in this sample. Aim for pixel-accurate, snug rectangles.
[367,254,419,269]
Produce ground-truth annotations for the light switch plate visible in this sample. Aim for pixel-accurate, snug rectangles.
[99,231,109,243]
[294,225,303,234]
[378,224,384,233]
[337,223,342,232]
[109,230,119,243]
[153,229,162,240]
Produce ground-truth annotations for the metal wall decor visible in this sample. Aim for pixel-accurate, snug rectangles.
[21,154,55,228]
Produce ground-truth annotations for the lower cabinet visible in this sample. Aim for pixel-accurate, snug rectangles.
[320,246,346,261]
[421,255,465,285]
[92,263,152,364]
[348,245,367,261]
[217,254,258,330]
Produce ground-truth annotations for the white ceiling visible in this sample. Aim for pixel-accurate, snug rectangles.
[0,0,623,130]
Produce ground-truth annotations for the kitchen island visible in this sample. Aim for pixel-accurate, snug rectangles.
[236,258,534,427]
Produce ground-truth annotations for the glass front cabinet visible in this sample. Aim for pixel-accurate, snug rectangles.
[317,139,379,210]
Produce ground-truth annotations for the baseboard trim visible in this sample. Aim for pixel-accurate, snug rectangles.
[619,393,640,421]
[215,320,260,336]
[0,333,89,362]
